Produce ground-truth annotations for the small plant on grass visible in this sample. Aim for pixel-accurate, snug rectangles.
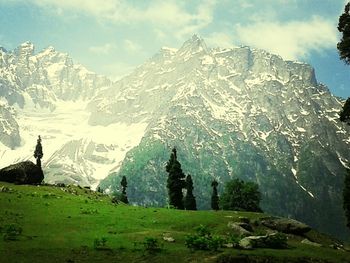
[81,208,98,215]
[264,232,288,248]
[185,225,224,251]
[3,223,23,241]
[226,234,240,248]
[93,237,109,250]
[142,237,162,254]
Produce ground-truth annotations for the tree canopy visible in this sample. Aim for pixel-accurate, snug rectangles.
[211,180,219,211]
[166,147,186,209]
[34,135,43,168]
[184,174,197,210]
[220,178,262,212]
[337,2,350,64]
[120,176,128,204]
[344,169,350,230]
[340,98,350,125]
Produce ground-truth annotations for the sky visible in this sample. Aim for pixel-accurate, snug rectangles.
[0,0,349,98]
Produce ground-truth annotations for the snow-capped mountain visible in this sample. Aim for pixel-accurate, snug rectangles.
[0,42,146,187]
[96,35,350,239]
[1,36,349,239]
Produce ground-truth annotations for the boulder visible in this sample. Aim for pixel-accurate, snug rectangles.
[239,233,287,249]
[227,222,252,237]
[0,161,44,185]
[260,217,311,235]
[301,238,322,247]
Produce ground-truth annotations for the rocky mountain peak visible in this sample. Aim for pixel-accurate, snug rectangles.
[178,34,208,56]
[15,41,34,57]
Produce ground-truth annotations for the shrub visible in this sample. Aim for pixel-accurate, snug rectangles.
[185,225,224,251]
[3,223,23,241]
[93,237,108,250]
[226,234,240,248]
[81,208,98,214]
[142,237,162,254]
[264,233,288,248]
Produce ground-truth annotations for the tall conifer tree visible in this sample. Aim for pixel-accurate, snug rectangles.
[211,180,219,211]
[184,174,197,210]
[344,169,350,229]
[338,2,350,124]
[338,2,350,64]
[338,2,350,231]
[166,147,186,209]
[120,176,129,204]
[34,135,43,168]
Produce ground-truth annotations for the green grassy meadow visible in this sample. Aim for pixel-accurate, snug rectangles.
[0,182,349,263]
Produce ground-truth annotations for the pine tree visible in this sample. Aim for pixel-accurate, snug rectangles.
[344,169,350,230]
[120,176,128,204]
[166,147,186,209]
[338,3,350,124]
[184,174,197,210]
[340,98,350,125]
[211,180,219,211]
[337,2,350,64]
[34,135,43,168]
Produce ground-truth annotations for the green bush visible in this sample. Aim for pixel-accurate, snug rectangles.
[264,233,288,248]
[93,237,108,250]
[226,234,240,247]
[81,208,98,214]
[3,223,23,241]
[142,237,162,254]
[185,225,224,251]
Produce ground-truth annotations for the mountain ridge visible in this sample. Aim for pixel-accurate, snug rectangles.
[95,36,349,239]
[0,37,349,239]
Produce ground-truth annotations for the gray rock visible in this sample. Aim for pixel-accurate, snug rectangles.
[0,161,44,185]
[301,238,322,247]
[261,217,311,235]
[227,222,252,237]
[237,222,253,232]
[239,233,287,249]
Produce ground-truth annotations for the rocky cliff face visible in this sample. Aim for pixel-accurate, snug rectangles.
[97,35,350,239]
[0,103,20,149]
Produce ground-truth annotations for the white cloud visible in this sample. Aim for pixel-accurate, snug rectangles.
[21,0,215,39]
[234,16,337,60]
[2,0,216,44]
[89,43,117,55]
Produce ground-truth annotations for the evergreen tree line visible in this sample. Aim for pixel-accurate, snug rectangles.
[165,147,262,212]
[117,147,262,212]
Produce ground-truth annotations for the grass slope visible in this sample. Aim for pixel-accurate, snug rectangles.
[0,182,349,263]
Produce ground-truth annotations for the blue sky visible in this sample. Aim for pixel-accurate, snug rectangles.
[0,0,349,98]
